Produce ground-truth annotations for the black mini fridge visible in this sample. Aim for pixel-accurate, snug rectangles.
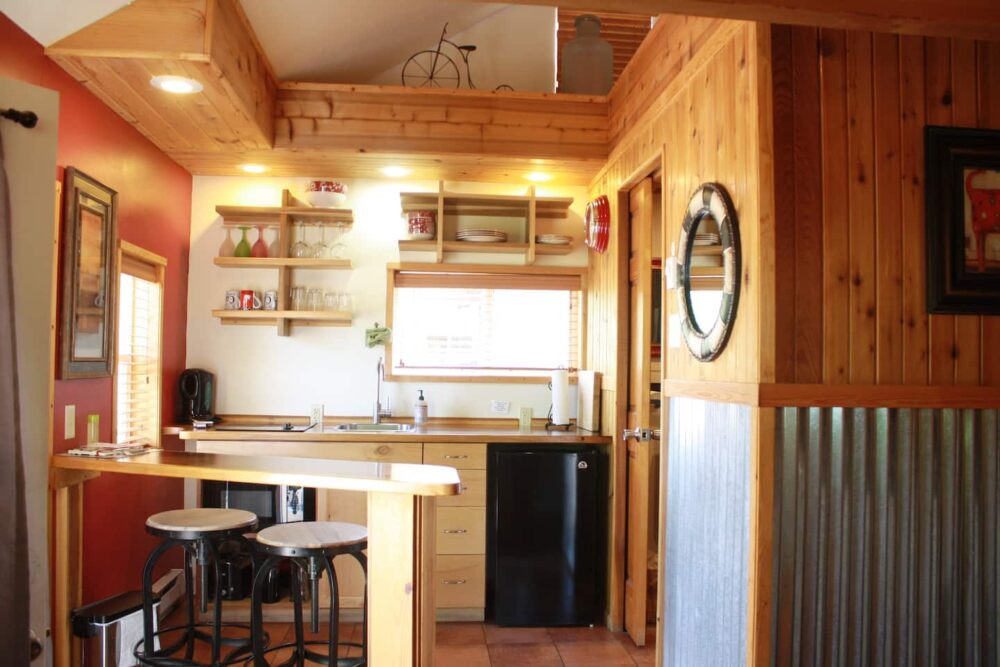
[486,444,606,626]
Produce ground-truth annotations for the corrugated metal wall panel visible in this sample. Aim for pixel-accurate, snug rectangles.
[663,398,751,666]
[773,407,1000,666]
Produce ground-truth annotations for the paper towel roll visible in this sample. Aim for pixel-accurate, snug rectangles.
[551,369,571,425]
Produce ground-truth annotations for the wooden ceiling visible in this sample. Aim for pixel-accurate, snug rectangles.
[44,0,611,186]
[557,10,652,85]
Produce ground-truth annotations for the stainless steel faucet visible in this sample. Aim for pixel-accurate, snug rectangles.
[374,356,391,423]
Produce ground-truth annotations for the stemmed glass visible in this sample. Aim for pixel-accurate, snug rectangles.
[290,221,310,258]
[327,226,347,260]
[312,224,329,258]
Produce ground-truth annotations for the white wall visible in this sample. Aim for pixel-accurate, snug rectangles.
[187,176,587,421]
[369,5,557,93]
[3,75,59,664]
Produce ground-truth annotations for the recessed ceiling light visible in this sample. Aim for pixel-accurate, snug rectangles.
[381,166,413,178]
[150,75,203,94]
[240,164,268,174]
[524,171,553,183]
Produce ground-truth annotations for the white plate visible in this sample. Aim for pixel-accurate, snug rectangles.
[536,238,571,245]
[458,235,507,243]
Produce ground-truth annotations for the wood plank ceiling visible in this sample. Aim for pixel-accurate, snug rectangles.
[557,10,652,86]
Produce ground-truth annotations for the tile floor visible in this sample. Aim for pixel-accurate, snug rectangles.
[158,605,656,665]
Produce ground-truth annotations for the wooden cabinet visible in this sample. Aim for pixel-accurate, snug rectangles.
[212,189,354,336]
[434,555,486,609]
[397,182,574,264]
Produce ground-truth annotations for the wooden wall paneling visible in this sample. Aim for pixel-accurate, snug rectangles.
[951,40,982,385]
[925,37,957,386]
[846,31,877,384]
[755,23,778,385]
[770,25,797,384]
[978,43,1000,385]
[747,407,775,667]
[819,30,850,384]
[898,35,929,385]
[872,33,904,385]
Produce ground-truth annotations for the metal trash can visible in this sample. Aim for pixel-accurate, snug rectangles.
[72,591,160,667]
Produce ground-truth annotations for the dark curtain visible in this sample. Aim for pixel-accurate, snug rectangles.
[0,124,31,664]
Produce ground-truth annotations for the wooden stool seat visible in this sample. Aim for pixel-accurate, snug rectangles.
[255,521,367,550]
[145,508,257,534]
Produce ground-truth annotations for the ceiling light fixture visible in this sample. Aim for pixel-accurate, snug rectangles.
[524,171,553,183]
[240,164,268,174]
[381,166,413,178]
[150,75,204,94]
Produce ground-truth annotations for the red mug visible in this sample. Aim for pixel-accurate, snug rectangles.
[239,290,262,310]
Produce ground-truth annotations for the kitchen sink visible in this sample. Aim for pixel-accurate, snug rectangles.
[333,423,414,432]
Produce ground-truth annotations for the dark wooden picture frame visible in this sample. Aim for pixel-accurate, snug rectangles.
[60,168,118,379]
[925,126,1000,314]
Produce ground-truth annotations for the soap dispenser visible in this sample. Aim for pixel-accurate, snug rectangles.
[414,389,428,425]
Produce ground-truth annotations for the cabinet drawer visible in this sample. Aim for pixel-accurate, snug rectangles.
[322,442,423,463]
[435,507,486,554]
[437,469,486,507]
[424,443,486,469]
[434,555,485,608]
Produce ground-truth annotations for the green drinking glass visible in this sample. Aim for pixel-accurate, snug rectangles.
[234,226,252,257]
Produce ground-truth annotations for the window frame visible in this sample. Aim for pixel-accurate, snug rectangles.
[112,240,166,447]
[384,263,587,384]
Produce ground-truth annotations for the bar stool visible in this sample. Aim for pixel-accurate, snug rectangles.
[136,508,261,666]
[250,522,368,667]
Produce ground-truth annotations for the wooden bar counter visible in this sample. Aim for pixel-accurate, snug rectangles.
[50,449,461,667]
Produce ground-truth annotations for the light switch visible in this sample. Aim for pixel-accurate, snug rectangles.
[65,405,75,440]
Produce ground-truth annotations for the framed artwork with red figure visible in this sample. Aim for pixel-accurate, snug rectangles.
[925,126,1000,314]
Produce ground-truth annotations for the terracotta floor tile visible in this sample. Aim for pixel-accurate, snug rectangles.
[488,642,563,666]
[484,624,553,645]
[437,622,487,645]
[436,644,492,667]
[547,625,616,643]
[556,640,636,666]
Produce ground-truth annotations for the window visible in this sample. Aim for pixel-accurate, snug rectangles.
[115,242,165,446]
[387,265,584,381]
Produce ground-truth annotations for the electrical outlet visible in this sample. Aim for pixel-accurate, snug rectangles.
[491,400,510,414]
[310,404,324,426]
[64,405,75,439]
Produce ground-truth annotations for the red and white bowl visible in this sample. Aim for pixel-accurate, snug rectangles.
[407,210,436,240]
[305,181,348,207]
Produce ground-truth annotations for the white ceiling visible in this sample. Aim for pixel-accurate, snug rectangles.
[240,0,509,83]
[0,0,129,46]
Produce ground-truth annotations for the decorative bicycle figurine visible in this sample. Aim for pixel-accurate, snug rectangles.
[402,23,514,91]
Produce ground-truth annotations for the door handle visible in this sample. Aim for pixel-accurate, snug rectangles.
[622,427,661,441]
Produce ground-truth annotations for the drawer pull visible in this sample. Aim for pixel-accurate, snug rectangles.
[443,579,467,585]
[443,529,468,534]
[444,454,468,460]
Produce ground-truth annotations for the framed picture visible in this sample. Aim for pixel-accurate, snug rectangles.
[925,126,1000,314]
[60,168,118,378]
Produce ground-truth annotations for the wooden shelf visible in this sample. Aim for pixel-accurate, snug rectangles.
[399,191,572,220]
[397,240,439,252]
[398,240,575,256]
[212,309,352,327]
[214,257,352,269]
[216,205,353,227]
[691,245,723,256]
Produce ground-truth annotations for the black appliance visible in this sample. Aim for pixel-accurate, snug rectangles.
[208,541,284,603]
[486,444,606,626]
[177,368,216,423]
[201,480,316,531]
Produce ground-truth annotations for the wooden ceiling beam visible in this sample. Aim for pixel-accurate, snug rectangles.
[510,0,1000,40]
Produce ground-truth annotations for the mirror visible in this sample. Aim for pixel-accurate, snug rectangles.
[60,168,118,378]
[676,183,740,362]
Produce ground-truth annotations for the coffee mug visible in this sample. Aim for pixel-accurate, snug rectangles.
[239,289,262,310]
[224,289,239,310]
[263,289,278,311]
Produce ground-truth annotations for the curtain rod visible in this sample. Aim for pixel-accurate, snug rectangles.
[0,108,38,129]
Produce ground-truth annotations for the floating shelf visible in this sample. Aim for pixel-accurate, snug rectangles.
[400,191,572,219]
[212,309,352,327]
[216,205,353,227]
[213,257,352,269]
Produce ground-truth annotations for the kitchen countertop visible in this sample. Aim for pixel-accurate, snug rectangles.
[174,423,611,444]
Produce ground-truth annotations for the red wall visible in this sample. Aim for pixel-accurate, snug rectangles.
[0,14,191,603]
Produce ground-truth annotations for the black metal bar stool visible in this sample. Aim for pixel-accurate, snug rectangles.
[249,522,368,667]
[136,508,262,666]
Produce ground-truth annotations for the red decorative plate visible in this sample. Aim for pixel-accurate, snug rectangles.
[585,195,610,254]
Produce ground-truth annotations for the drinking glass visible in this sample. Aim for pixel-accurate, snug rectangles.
[312,224,329,258]
[323,291,340,311]
[218,228,235,257]
[306,288,324,312]
[338,292,353,313]
[289,286,306,311]
[327,226,347,259]
[290,222,310,258]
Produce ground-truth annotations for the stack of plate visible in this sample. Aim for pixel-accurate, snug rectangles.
[693,233,721,246]
[535,234,572,245]
[457,229,507,243]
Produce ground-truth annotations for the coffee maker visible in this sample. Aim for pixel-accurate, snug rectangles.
[177,369,216,423]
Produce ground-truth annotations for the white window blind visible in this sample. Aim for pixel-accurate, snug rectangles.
[115,269,162,446]
[390,270,581,378]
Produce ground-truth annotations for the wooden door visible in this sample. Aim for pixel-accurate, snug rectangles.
[624,178,654,645]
